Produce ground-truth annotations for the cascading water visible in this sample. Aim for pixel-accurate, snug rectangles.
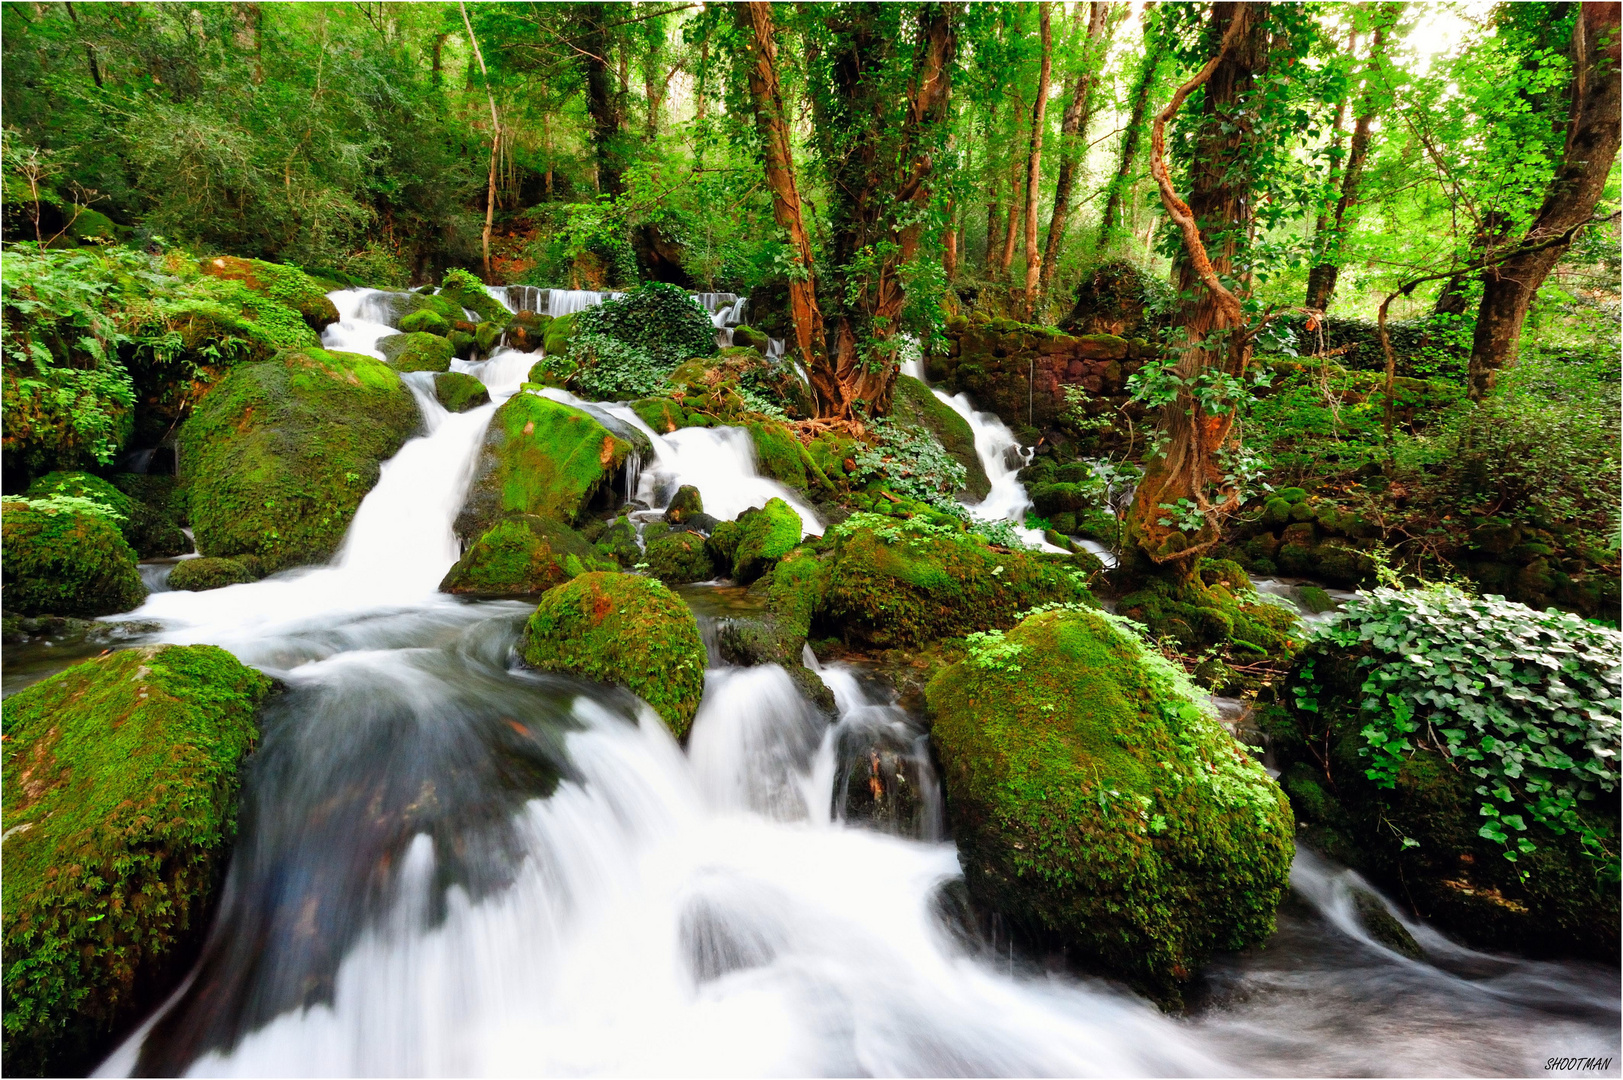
[85,285,1617,1078]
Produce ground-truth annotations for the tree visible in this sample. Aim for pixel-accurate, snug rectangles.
[1097,4,1169,249]
[1467,1,1622,399]
[1020,3,1053,319]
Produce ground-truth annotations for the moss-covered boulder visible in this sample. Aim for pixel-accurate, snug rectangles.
[434,372,489,413]
[1118,562,1302,665]
[1265,587,1621,956]
[200,255,338,331]
[541,312,576,356]
[645,530,716,584]
[582,514,641,568]
[663,484,705,526]
[377,290,464,329]
[631,396,685,434]
[890,375,990,501]
[378,331,453,373]
[438,268,509,325]
[708,498,801,584]
[1,497,147,616]
[398,309,450,336]
[820,514,1090,648]
[455,391,632,542]
[1,645,272,1076]
[928,607,1293,998]
[521,572,707,738]
[167,557,255,591]
[439,514,611,599]
[178,347,420,573]
[24,470,189,559]
[745,422,809,492]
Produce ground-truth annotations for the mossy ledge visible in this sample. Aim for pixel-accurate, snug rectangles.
[927,606,1294,1000]
[521,572,707,739]
[1,646,273,1076]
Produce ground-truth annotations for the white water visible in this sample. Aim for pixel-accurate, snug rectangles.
[85,287,1617,1078]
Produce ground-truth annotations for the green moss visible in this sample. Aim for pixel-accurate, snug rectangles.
[542,312,577,356]
[398,309,450,336]
[433,372,489,413]
[474,321,504,355]
[1,497,146,616]
[731,325,769,351]
[730,498,802,584]
[2,646,272,1076]
[379,332,453,373]
[821,515,1090,648]
[521,572,707,738]
[889,375,990,500]
[927,608,1293,997]
[167,557,254,591]
[586,514,642,568]
[177,347,420,572]
[645,530,716,584]
[1261,497,1292,527]
[663,484,705,526]
[28,470,188,559]
[1298,585,1334,614]
[438,268,509,324]
[448,330,477,360]
[455,392,631,540]
[746,422,807,492]
[199,255,338,331]
[439,514,608,599]
[1118,570,1301,665]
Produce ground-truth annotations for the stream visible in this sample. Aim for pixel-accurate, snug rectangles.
[60,289,1618,1076]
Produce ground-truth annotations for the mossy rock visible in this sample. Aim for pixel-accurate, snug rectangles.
[379,332,453,373]
[1117,576,1300,663]
[821,517,1090,649]
[200,255,338,331]
[715,548,829,670]
[437,268,510,325]
[730,325,769,352]
[1,497,146,617]
[746,422,808,492]
[1,645,272,1076]
[439,514,609,599]
[1261,497,1292,528]
[434,372,490,413]
[663,484,705,526]
[454,391,632,542]
[474,321,505,355]
[65,206,121,244]
[378,290,465,328]
[178,347,420,573]
[525,357,569,389]
[168,557,254,591]
[927,607,1294,998]
[1298,585,1334,614]
[398,309,450,336]
[109,474,187,527]
[1277,487,1309,504]
[521,572,707,738]
[21,470,188,559]
[588,514,642,568]
[541,312,576,356]
[447,330,478,360]
[645,530,716,584]
[889,375,991,501]
[728,498,801,584]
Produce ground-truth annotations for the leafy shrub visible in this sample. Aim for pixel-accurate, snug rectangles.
[850,417,969,509]
[566,332,667,402]
[574,281,716,366]
[1300,585,1620,871]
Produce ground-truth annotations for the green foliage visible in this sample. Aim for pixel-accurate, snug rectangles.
[566,332,667,402]
[1307,585,1620,871]
[574,282,717,366]
[851,417,969,510]
[1,645,271,1076]
[927,606,1293,997]
[521,572,708,738]
[0,495,146,617]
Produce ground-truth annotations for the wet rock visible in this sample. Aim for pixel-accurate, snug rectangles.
[379,331,453,373]
[440,514,610,599]
[434,372,489,413]
[645,529,716,584]
[1352,888,1424,960]
[663,484,705,526]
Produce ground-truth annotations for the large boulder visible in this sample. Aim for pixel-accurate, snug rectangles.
[26,470,189,559]
[1265,586,1621,956]
[439,515,612,599]
[820,513,1090,648]
[178,347,420,572]
[707,498,801,584]
[200,255,338,331]
[521,572,707,738]
[455,392,633,543]
[928,607,1294,999]
[434,372,489,413]
[378,332,453,373]
[889,375,991,501]
[1,645,272,1076]
[1,496,146,616]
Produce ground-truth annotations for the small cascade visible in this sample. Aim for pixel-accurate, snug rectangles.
[692,292,748,328]
[688,665,829,820]
[326,288,405,359]
[542,289,624,317]
[809,663,946,840]
[488,284,547,315]
[931,388,1055,549]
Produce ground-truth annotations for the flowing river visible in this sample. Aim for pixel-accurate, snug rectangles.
[66,290,1619,1077]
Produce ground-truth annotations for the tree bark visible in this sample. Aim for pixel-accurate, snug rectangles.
[998,156,1020,277]
[1097,4,1165,247]
[944,198,959,281]
[1021,2,1054,319]
[579,3,625,196]
[460,1,499,282]
[1467,1,1621,400]
[735,2,839,415]
[1040,2,1118,299]
[1126,1,1270,580]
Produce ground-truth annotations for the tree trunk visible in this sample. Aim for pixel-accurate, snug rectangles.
[1040,2,1118,299]
[1126,1,1271,580]
[1097,4,1165,248]
[735,2,840,416]
[460,1,499,282]
[944,198,959,281]
[1467,1,1621,400]
[998,157,1020,277]
[1021,3,1054,320]
[579,4,625,196]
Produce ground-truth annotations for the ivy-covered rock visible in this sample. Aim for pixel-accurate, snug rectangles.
[645,530,716,584]
[433,372,489,413]
[1266,586,1621,956]
[167,557,255,591]
[178,347,420,572]
[439,514,611,599]
[889,375,991,501]
[378,331,453,373]
[521,572,707,738]
[928,607,1293,999]
[1,496,146,616]
[819,514,1090,648]
[574,282,716,366]
[1,645,272,1076]
[454,391,632,542]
